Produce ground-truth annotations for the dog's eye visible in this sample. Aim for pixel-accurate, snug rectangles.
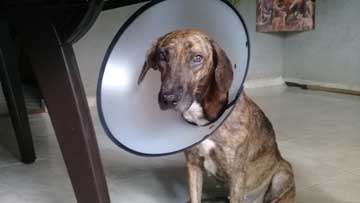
[192,55,204,64]
[159,52,166,61]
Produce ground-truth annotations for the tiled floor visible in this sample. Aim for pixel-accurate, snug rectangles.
[0,86,360,203]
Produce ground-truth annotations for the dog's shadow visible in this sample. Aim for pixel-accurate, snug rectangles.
[150,166,229,203]
[102,151,228,203]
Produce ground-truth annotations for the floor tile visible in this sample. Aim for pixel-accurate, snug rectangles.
[296,173,360,203]
[0,160,75,203]
[280,146,348,190]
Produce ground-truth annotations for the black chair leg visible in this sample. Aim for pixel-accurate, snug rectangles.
[0,20,36,164]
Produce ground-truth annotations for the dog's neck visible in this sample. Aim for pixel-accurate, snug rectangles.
[183,83,228,126]
[182,102,210,126]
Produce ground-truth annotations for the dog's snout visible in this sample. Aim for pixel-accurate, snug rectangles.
[158,86,183,110]
[163,93,177,102]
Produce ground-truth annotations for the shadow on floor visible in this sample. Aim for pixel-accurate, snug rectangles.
[0,117,21,162]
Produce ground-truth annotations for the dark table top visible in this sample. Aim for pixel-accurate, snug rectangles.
[1,0,151,44]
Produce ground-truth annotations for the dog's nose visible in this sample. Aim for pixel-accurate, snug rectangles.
[159,92,180,109]
[163,94,177,103]
[159,86,183,110]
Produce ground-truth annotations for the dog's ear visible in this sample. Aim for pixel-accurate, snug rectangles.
[211,40,233,92]
[137,42,158,85]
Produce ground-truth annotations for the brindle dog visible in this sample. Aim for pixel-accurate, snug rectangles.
[138,29,295,203]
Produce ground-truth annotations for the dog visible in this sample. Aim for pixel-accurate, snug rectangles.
[138,29,295,203]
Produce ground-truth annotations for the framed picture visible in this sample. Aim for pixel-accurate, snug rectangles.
[256,0,315,32]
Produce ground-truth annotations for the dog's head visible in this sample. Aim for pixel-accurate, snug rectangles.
[138,29,233,122]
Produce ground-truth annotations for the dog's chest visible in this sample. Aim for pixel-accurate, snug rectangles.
[197,138,234,178]
[198,139,218,176]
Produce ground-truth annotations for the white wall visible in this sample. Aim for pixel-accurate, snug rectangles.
[236,0,285,81]
[76,0,360,96]
[284,0,360,90]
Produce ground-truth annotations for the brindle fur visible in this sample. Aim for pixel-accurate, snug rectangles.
[138,29,295,203]
[185,93,295,203]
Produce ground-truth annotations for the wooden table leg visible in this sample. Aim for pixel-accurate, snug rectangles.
[16,18,111,203]
[0,20,36,164]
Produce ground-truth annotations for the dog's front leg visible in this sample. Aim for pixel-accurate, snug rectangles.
[187,162,203,203]
[185,151,203,203]
[229,171,246,203]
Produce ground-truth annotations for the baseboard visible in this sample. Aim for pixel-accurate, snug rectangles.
[284,78,360,92]
[284,78,360,96]
[244,77,285,89]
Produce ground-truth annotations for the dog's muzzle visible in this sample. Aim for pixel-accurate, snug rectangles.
[158,86,184,110]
